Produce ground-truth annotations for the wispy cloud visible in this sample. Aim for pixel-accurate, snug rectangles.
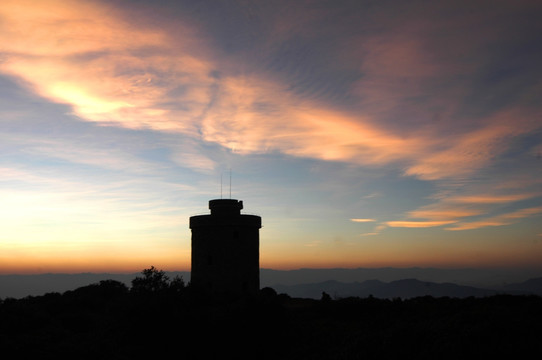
[350,218,376,223]
[2,0,423,174]
[0,0,213,135]
[407,207,483,221]
[405,192,540,223]
[304,240,323,248]
[2,0,541,186]
[359,223,388,236]
[446,207,542,231]
[446,193,539,205]
[200,74,424,165]
[386,221,457,228]
[400,193,542,232]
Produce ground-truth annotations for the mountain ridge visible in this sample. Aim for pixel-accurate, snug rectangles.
[1,267,541,299]
[269,278,542,299]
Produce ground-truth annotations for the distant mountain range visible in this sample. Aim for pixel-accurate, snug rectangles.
[259,267,542,288]
[261,268,542,299]
[0,273,153,299]
[270,278,542,299]
[1,267,541,299]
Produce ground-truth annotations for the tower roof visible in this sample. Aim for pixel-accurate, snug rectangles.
[209,199,243,215]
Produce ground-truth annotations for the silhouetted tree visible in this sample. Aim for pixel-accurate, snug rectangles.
[131,266,170,294]
[168,275,185,293]
[320,291,332,302]
[68,280,128,299]
[260,287,278,298]
[97,279,129,295]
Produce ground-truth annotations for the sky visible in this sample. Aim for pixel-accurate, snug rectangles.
[1,0,541,274]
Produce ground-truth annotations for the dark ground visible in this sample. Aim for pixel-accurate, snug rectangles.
[1,279,541,359]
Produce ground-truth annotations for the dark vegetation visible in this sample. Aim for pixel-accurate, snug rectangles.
[1,267,541,359]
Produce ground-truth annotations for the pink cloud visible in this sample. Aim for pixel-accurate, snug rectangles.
[407,207,483,221]
[403,108,541,180]
[386,220,457,228]
[448,194,538,205]
[1,0,541,185]
[396,184,541,231]
[199,74,426,166]
[0,0,214,134]
[445,207,542,231]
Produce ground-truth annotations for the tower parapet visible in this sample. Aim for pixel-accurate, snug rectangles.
[209,199,243,215]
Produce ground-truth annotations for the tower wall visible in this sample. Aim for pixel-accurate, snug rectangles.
[190,199,261,297]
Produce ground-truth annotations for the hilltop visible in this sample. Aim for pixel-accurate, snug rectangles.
[1,275,541,359]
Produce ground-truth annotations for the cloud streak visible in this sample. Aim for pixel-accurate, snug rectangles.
[446,207,542,231]
[386,221,457,228]
[396,187,542,232]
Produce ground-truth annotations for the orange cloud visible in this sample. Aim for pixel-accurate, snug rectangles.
[386,220,456,228]
[200,74,426,166]
[351,218,377,223]
[407,207,483,221]
[1,0,174,55]
[1,1,429,173]
[348,11,542,181]
[445,207,542,231]
[404,111,537,180]
[403,187,541,230]
[500,207,542,219]
[201,68,541,183]
[447,193,538,204]
[445,221,509,231]
[1,0,540,185]
[0,0,213,133]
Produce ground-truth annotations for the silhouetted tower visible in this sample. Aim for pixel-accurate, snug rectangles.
[190,199,262,297]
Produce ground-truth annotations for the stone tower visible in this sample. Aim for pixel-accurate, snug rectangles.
[189,199,261,297]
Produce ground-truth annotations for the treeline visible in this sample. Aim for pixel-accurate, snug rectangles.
[1,267,541,359]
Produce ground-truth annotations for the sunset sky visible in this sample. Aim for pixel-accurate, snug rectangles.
[1,0,541,274]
